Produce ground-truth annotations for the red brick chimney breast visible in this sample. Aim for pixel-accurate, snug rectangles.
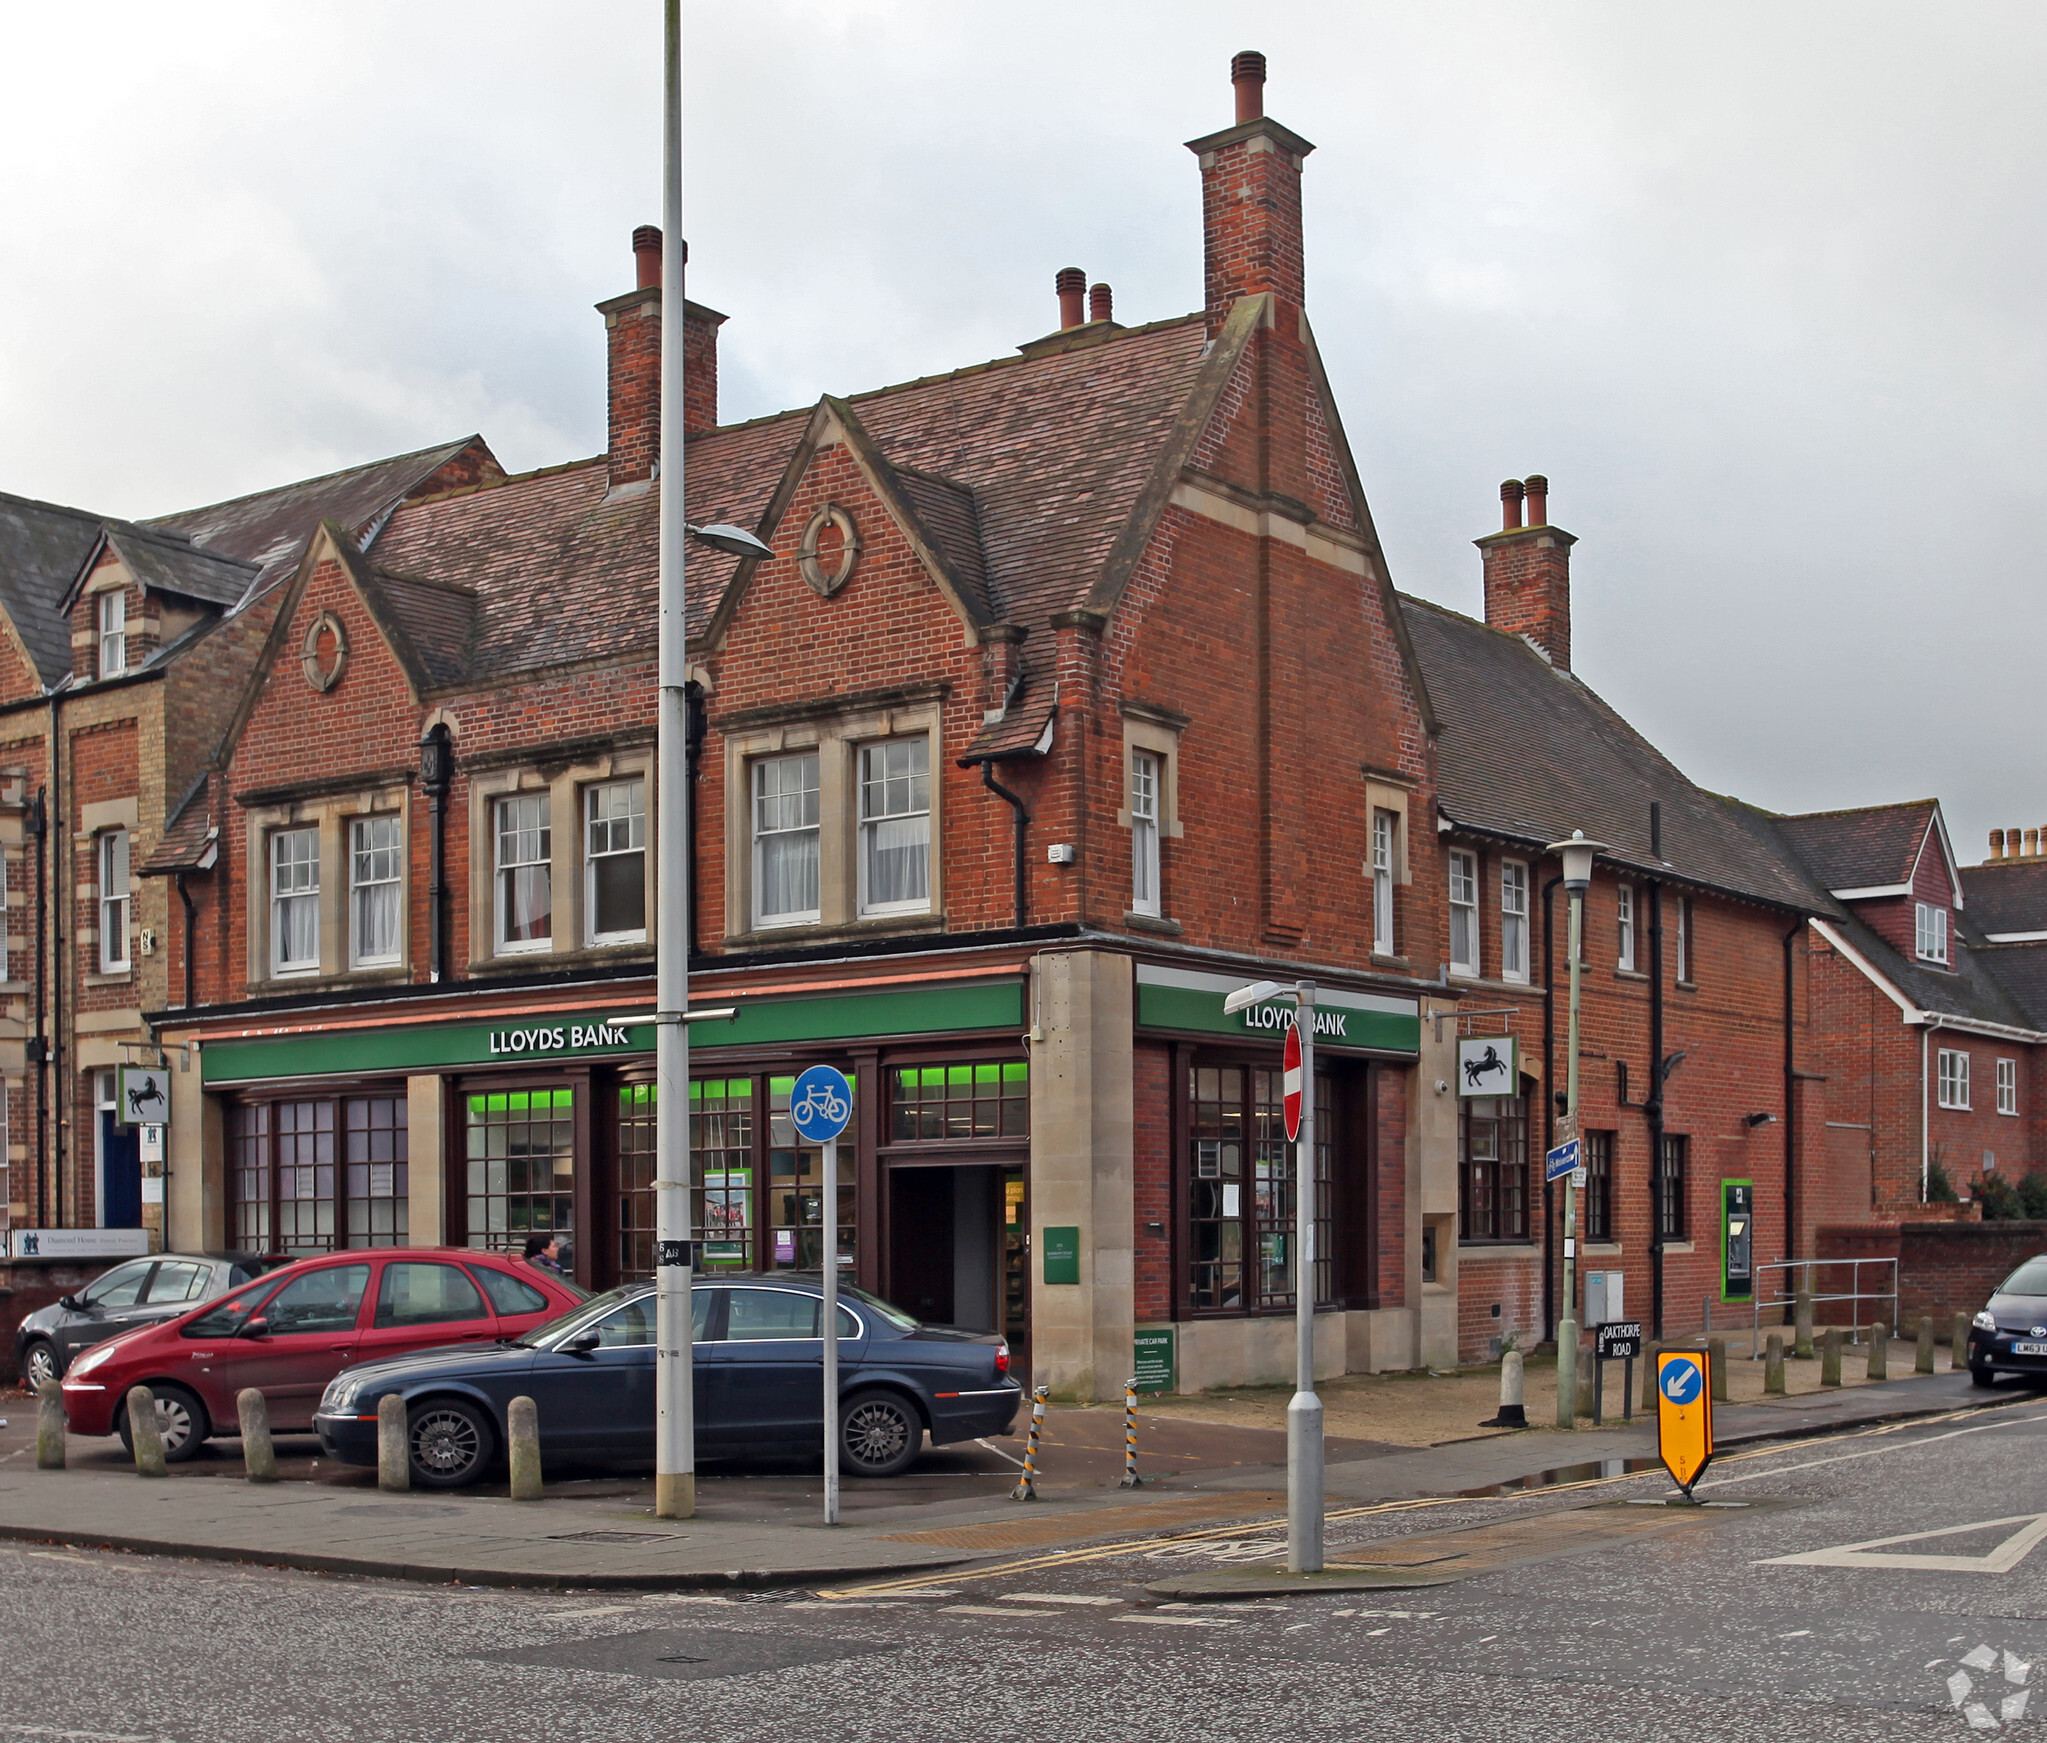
[1478,476,1577,671]
[597,227,727,491]
[1186,51,1316,337]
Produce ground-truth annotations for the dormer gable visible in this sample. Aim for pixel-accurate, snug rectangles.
[62,526,259,684]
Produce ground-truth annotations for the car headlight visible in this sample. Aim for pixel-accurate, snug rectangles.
[321,1377,361,1415]
[1974,1311,1998,1332]
[70,1343,116,1377]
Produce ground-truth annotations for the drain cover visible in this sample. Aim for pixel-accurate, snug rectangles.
[545,1531,678,1544]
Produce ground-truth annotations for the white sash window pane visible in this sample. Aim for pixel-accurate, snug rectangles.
[350,816,402,967]
[1371,809,1395,954]
[270,827,319,973]
[1501,861,1529,982]
[1449,850,1478,976]
[1617,884,1635,971]
[495,795,552,952]
[1131,752,1161,917]
[100,829,132,972]
[98,590,126,678]
[754,753,819,926]
[586,779,647,942]
[860,738,930,915]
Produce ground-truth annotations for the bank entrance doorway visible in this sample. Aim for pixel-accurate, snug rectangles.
[886,1162,1028,1361]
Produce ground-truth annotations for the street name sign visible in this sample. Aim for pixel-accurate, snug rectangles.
[1656,1348,1715,1495]
[1597,1321,1644,1360]
[1545,1138,1581,1184]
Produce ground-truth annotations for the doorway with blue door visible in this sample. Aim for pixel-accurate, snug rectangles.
[96,1070,142,1228]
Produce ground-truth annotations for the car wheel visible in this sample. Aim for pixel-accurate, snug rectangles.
[408,1398,495,1489]
[1971,1363,1999,1389]
[19,1337,59,1390]
[113,1383,210,1463]
[839,1389,923,1479]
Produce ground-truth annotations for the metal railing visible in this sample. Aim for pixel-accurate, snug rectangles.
[1703,1257,1900,1358]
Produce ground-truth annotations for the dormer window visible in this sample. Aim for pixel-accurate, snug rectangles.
[97,590,127,678]
[1915,901,1950,965]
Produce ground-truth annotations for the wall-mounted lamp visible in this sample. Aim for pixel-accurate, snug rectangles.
[1742,1111,1776,1129]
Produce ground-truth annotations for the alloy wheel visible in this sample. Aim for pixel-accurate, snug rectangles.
[21,1340,57,1390]
[843,1398,911,1470]
[410,1405,485,1481]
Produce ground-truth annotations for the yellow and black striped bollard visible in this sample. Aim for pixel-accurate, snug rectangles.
[1120,1376,1144,1489]
[1011,1385,1050,1501]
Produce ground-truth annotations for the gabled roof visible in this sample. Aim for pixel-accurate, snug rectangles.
[1772,801,1938,896]
[81,526,259,611]
[1815,902,2044,1035]
[1398,593,1832,913]
[0,490,103,685]
[1961,858,2047,939]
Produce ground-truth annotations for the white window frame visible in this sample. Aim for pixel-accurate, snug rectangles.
[1675,896,1692,983]
[269,825,319,975]
[1616,883,1635,971]
[1371,809,1396,955]
[98,829,130,973]
[857,736,931,918]
[585,778,648,946]
[1937,1047,1971,1111]
[1500,859,1530,983]
[1997,1057,2018,1117]
[752,752,821,929]
[97,589,127,679]
[1448,850,1479,977]
[1915,901,1950,966]
[349,815,403,969]
[1131,751,1162,918]
[493,794,553,956]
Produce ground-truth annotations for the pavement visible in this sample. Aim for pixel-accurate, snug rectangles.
[0,1365,2012,1591]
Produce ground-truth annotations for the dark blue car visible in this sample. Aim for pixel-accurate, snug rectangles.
[314,1273,1020,1487]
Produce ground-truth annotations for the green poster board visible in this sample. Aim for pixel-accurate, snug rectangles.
[1042,1225,1080,1286]
[1134,1327,1176,1394]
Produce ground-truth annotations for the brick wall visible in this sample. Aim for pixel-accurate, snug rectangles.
[1133,1041,1172,1321]
[1817,1219,2047,1327]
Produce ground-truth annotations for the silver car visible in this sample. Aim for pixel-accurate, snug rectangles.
[13,1252,274,1389]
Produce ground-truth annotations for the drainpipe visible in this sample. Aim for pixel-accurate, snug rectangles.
[1920,1018,1936,1201]
[47,692,63,1228]
[1540,874,1561,1344]
[28,787,46,1225]
[175,870,196,1010]
[419,725,452,983]
[1782,919,1800,1265]
[977,759,1032,930]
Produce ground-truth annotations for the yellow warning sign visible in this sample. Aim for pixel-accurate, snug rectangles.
[1655,1348,1714,1493]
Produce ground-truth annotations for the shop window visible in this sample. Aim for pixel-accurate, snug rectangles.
[768,1073,854,1272]
[1656,1134,1689,1240]
[494,795,552,954]
[587,779,647,944]
[1616,884,1636,971]
[464,1088,573,1249]
[1131,751,1162,918]
[1187,1064,1334,1312]
[229,1096,403,1256]
[753,752,820,927]
[275,1100,336,1250]
[97,589,126,679]
[858,737,931,916]
[99,829,131,973]
[270,826,319,975]
[344,1095,408,1245]
[1583,1129,1614,1241]
[1449,850,1478,976]
[889,1062,1028,1140]
[350,815,403,968]
[230,1104,271,1250]
[1458,1094,1528,1243]
[693,1079,755,1273]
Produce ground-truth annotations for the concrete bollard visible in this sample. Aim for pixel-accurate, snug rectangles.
[127,1386,167,1478]
[237,1388,277,1484]
[1765,1334,1786,1395]
[1707,1337,1728,1403]
[1576,1345,1597,1420]
[1821,1326,1842,1387]
[1794,1291,1814,1360]
[377,1393,409,1491]
[508,1395,542,1500]
[1917,1316,1936,1375]
[1486,1349,1527,1427]
[36,1379,65,1469]
[1952,1312,1973,1372]
[1867,1321,1889,1381]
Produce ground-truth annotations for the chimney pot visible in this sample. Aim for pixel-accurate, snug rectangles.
[1500,479,1525,531]
[1231,49,1267,124]
[1991,829,2006,859]
[633,225,662,290]
[2029,828,2041,859]
[1089,281,1113,324]
[1056,266,1086,331]
[1524,473,1549,526]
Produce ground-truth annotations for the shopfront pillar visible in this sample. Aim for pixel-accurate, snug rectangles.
[407,1075,447,1247]
[165,1052,222,1252]
[1029,949,1135,1403]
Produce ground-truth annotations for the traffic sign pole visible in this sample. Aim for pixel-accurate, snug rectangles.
[1287,983,1323,1575]
[822,1131,840,1526]
[1558,881,1584,1429]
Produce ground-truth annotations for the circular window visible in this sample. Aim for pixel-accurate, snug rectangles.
[797,503,861,598]
[301,611,349,693]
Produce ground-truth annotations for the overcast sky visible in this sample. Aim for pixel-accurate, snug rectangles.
[2,2,2039,866]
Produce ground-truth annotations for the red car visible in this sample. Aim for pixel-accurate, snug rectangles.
[59,1247,585,1460]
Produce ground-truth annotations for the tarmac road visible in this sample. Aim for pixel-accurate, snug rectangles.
[7,1395,2047,1742]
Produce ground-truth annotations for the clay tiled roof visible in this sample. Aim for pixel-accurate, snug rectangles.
[142,772,217,874]
[1771,802,1935,894]
[960,680,1058,762]
[1962,859,2047,938]
[365,570,477,690]
[0,490,101,686]
[1399,594,1832,913]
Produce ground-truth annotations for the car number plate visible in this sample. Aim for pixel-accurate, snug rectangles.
[2013,1342,2047,1356]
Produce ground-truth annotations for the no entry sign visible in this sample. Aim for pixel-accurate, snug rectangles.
[1283,1018,1303,1142]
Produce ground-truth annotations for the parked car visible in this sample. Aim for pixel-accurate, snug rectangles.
[58,1246,587,1460]
[1968,1255,2047,1385]
[14,1252,284,1389]
[314,1273,1020,1488]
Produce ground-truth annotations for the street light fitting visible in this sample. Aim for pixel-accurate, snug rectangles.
[686,520,774,560]
[1543,828,1610,891]
[1223,978,1293,1016]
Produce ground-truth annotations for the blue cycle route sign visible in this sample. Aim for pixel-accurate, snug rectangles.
[1660,1357,1704,1406]
[789,1065,854,1144]
[1544,1138,1581,1184]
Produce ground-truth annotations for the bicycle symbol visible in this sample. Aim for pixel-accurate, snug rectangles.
[789,1065,853,1141]
[795,1083,849,1125]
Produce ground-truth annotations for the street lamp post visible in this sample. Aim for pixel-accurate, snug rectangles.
[1544,830,1607,1433]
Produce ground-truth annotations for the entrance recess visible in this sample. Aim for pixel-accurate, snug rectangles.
[887,1164,1004,1332]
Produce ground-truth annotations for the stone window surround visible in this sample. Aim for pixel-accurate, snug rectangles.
[76,796,140,986]
[723,698,945,947]
[467,748,655,971]
[244,785,411,991]
[1118,702,1185,933]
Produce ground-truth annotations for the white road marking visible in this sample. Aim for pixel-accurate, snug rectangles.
[1000,1592,1119,1605]
[1762,1513,2047,1574]
[1367,1627,1390,1636]
[945,1604,1060,1618]
[0,1729,166,1741]
[547,1605,642,1619]
[1779,1630,1812,1638]
[1117,1614,1234,1627]
[1706,1412,2047,1492]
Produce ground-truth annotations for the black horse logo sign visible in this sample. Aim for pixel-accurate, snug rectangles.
[124,1074,168,1122]
[1462,1043,1511,1091]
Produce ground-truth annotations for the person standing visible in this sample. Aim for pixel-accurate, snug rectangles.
[522,1233,565,1277]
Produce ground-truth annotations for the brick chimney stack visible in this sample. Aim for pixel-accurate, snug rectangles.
[597,227,727,493]
[1186,50,1315,337]
[1478,475,1577,670]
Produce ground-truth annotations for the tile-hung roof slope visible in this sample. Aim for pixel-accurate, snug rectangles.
[1961,859,2047,938]
[0,490,104,685]
[143,771,216,875]
[367,318,1212,685]
[1399,594,1832,913]
[1770,801,1937,896]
